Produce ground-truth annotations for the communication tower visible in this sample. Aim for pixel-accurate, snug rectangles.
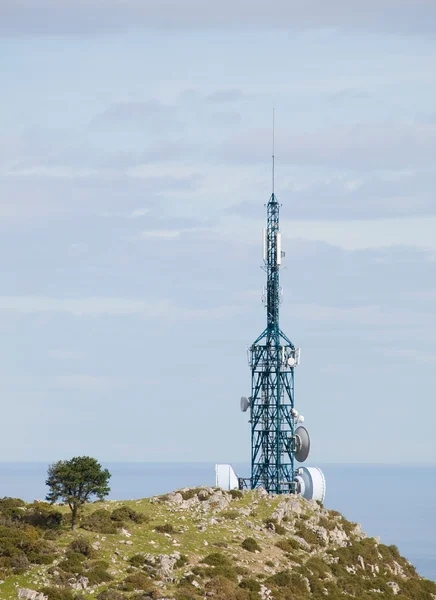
[218,115,326,501]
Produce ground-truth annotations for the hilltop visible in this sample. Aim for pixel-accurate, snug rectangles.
[0,487,435,600]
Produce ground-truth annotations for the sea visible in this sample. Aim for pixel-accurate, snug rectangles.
[0,463,434,581]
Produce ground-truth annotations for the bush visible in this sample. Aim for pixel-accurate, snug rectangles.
[87,564,113,585]
[221,510,239,520]
[0,523,56,565]
[294,522,320,546]
[341,517,358,537]
[97,590,127,600]
[239,578,261,592]
[0,498,26,521]
[40,588,75,600]
[128,553,145,568]
[241,537,261,553]
[24,502,63,529]
[202,553,233,567]
[11,552,30,572]
[318,516,336,531]
[274,523,286,535]
[268,571,309,596]
[122,572,154,592]
[179,489,200,501]
[275,538,301,553]
[155,523,177,534]
[175,554,189,568]
[81,509,119,534]
[305,556,331,577]
[69,536,95,557]
[111,506,148,524]
[229,489,243,499]
[59,551,86,575]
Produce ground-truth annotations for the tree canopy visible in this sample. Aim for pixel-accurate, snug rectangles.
[46,456,111,529]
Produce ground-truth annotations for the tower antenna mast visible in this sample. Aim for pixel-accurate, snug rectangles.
[239,113,326,500]
[272,108,275,195]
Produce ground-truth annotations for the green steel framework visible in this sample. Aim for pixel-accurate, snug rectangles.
[248,192,298,494]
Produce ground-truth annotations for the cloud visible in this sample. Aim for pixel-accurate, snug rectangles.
[1,0,435,36]
[140,229,182,239]
[205,89,254,104]
[327,88,371,104]
[89,100,180,132]
[0,295,243,321]
[226,169,436,220]
[215,122,436,169]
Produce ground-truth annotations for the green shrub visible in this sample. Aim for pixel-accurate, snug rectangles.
[175,554,189,568]
[305,556,331,577]
[24,502,63,529]
[87,564,113,585]
[202,553,233,567]
[81,509,119,534]
[40,588,75,600]
[267,570,292,587]
[274,523,286,535]
[44,530,61,541]
[0,498,25,521]
[221,510,239,520]
[241,537,261,553]
[122,572,154,592]
[240,578,261,592]
[294,522,320,546]
[11,552,30,572]
[275,538,301,553]
[179,489,201,501]
[229,489,243,499]
[336,538,379,566]
[97,590,127,600]
[318,516,336,531]
[267,570,309,596]
[69,536,94,558]
[155,523,177,534]
[341,517,358,537]
[128,553,145,568]
[58,551,86,574]
[111,506,148,524]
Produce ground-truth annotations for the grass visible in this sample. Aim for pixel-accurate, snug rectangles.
[0,489,434,600]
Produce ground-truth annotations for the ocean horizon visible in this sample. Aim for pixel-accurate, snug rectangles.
[1,462,435,582]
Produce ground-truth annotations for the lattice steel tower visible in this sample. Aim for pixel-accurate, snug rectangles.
[232,119,326,501]
[247,176,301,494]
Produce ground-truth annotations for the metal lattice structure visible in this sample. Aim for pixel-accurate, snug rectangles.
[248,191,300,494]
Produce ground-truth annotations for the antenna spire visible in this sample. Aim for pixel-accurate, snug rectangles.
[272,108,275,195]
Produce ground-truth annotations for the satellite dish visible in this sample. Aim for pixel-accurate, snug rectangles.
[240,397,249,412]
[288,356,296,367]
[297,415,305,423]
[294,426,310,462]
[294,467,326,503]
[291,408,299,418]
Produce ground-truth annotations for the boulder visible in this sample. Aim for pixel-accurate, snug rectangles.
[18,590,48,600]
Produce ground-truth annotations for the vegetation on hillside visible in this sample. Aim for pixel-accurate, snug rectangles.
[46,457,111,530]
[0,487,434,600]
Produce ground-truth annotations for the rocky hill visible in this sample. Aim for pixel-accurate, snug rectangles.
[0,487,435,600]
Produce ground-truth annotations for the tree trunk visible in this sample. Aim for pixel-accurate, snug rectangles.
[71,505,78,530]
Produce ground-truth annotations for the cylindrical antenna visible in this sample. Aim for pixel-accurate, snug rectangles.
[272,108,275,195]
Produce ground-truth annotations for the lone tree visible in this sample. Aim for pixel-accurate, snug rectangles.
[46,456,111,530]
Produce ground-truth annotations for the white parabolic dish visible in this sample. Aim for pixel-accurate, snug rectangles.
[295,466,326,503]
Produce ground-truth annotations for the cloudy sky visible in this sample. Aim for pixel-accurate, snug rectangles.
[0,1,435,467]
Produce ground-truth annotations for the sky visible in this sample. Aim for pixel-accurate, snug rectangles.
[0,0,435,466]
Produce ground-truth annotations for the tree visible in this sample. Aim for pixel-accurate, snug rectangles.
[46,456,111,530]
